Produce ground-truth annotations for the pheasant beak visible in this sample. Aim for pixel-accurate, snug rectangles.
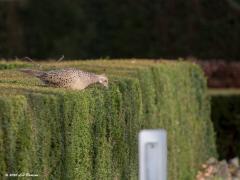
[103,83,108,89]
[99,75,109,88]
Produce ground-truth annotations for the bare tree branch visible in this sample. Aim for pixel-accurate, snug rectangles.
[23,56,34,62]
[57,55,64,62]
[22,55,64,69]
[23,57,41,68]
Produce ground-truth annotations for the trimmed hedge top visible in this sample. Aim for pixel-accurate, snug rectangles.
[0,60,217,179]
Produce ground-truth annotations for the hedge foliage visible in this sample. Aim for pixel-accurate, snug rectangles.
[210,90,240,160]
[0,60,217,179]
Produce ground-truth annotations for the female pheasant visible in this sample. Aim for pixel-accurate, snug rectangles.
[20,68,108,90]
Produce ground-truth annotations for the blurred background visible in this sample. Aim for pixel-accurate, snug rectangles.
[0,0,240,60]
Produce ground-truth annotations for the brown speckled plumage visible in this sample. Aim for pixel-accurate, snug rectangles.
[20,68,108,90]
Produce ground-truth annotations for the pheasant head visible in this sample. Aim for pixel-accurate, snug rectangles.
[97,74,108,88]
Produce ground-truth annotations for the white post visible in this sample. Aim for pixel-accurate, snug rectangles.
[139,129,167,180]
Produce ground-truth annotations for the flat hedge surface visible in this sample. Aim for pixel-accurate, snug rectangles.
[0,60,216,179]
[210,90,240,160]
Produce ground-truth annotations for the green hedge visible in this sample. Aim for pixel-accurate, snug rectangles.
[210,90,240,160]
[0,60,216,179]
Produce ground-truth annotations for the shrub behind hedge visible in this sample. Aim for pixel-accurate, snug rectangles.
[210,90,240,160]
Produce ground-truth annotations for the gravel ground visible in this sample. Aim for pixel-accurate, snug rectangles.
[196,157,240,180]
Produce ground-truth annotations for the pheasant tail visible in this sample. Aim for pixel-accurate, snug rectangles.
[19,69,45,78]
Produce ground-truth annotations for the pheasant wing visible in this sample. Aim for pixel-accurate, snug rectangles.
[40,68,79,87]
